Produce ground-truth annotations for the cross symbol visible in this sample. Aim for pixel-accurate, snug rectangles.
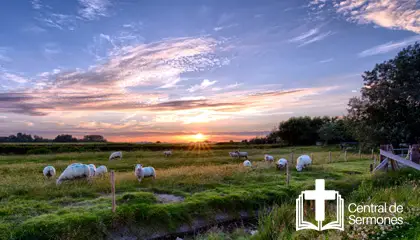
[304,179,336,222]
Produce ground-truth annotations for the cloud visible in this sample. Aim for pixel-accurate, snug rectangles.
[0,37,228,116]
[36,13,78,30]
[358,35,420,57]
[289,28,319,42]
[319,58,334,63]
[34,0,112,31]
[31,0,42,9]
[214,24,239,32]
[1,73,28,84]
[289,28,333,47]
[310,0,420,34]
[187,79,217,92]
[78,0,111,20]
[298,31,333,47]
[212,82,242,91]
[43,43,62,56]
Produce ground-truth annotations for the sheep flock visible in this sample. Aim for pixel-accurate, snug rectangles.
[43,149,312,185]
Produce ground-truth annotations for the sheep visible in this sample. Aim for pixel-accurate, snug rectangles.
[43,166,56,178]
[135,164,156,183]
[87,164,96,177]
[163,150,172,157]
[229,152,239,158]
[235,151,248,159]
[276,158,288,170]
[56,163,91,185]
[109,151,122,161]
[96,165,108,177]
[296,155,312,172]
[264,154,274,162]
[243,160,252,167]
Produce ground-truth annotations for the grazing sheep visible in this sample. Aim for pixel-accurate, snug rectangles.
[87,164,96,177]
[96,165,108,177]
[135,164,156,183]
[296,155,312,172]
[43,166,56,178]
[109,151,122,161]
[243,160,252,167]
[229,152,239,158]
[235,151,248,159]
[56,163,91,185]
[264,154,274,162]
[163,150,172,157]
[276,158,288,170]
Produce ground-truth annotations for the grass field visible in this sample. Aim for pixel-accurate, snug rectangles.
[0,144,418,239]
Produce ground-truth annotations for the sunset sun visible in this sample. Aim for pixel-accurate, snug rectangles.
[193,133,206,141]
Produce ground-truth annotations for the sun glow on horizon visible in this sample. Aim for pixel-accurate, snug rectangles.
[193,133,206,141]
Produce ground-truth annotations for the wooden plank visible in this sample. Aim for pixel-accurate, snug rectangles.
[373,158,388,173]
[380,150,420,171]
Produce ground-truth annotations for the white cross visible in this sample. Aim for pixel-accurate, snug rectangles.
[304,179,336,222]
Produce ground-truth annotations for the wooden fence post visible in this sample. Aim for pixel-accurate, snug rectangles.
[329,151,331,163]
[286,163,290,187]
[371,149,374,160]
[111,170,116,213]
[291,152,294,165]
[345,150,347,162]
[359,149,361,159]
[310,153,313,163]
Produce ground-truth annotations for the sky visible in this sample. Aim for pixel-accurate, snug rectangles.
[0,0,419,142]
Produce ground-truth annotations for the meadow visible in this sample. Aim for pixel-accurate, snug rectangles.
[0,144,419,240]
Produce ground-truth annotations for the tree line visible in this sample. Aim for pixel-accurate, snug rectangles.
[0,133,107,143]
[246,43,420,148]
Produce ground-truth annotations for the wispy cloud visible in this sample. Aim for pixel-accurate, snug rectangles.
[358,35,420,57]
[298,31,333,47]
[31,0,42,9]
[214,24,239,32]
[78,0,111,20]
[212,82,242,91]
[34,0,112,31]
[0,37,228,116]
[310,0,420,34]
[1,73,28,84]
[289,28,333,47]
[319,58,334,63]
[187,79,217,92]
[289,28,319,42]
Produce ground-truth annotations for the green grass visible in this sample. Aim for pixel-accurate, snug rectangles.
[0,145,411,239]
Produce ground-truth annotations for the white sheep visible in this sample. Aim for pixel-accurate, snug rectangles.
[276,158,288,169]
[43,166,56,178]
[96,165,108,177]
[163,150,172,157]
[56,163,91,185]
[109,151,122,161]
[243,160,252,167]
[135,164,156,183]
[264,154,274,162]
[87,164,96,177]
[229,152,239,158]
[235,151,248,159]
[296,155,312,172]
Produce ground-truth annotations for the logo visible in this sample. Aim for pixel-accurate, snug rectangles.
[296,179,344,231]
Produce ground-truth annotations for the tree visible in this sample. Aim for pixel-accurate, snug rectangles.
[318,122,341,145]
[277,116,331,145]
[54,134,78,142]
[82,135,107,142]
[348,43,420,145]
